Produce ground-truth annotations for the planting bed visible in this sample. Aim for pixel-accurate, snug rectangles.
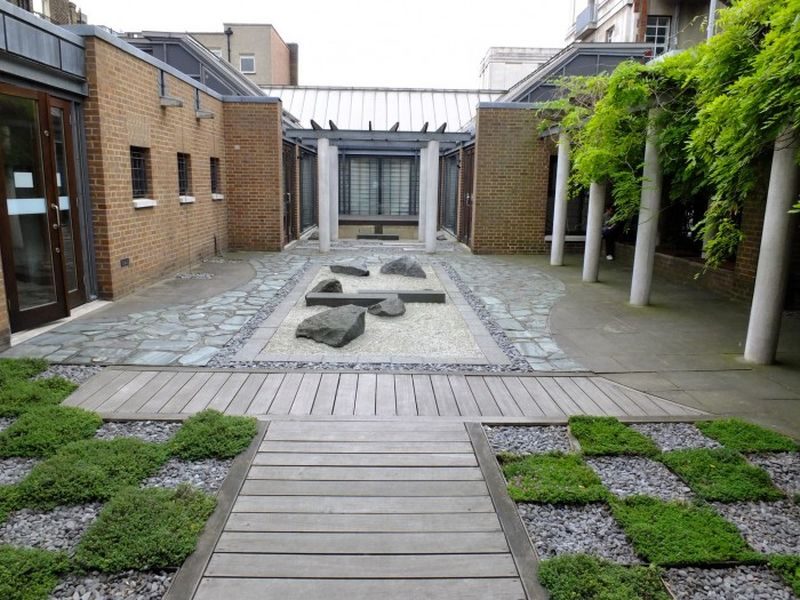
[488,418,800,599]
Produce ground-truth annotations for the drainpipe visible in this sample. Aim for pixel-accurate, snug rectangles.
[224,26,233,62]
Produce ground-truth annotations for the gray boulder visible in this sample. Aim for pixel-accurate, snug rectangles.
[380,256,427,278]
[330,260,369,276]
[309,231,319,240]
[368,297,406,317]
[310,278,343,294]
[296,305,366,348]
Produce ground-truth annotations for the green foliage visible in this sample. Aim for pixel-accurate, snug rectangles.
[74,485,216,573]
[696,419,797,452]
[0,406,101,458]
[661,448,783,502]
[501,453,608,504]
[0,546,68,600]
[569,416,659,457]
[0,377,77,417]
[538,554,669,600]
[770,555,800,597]
[0,359,48,386]
[169,409,257,460]
[15,438,168,510]
[611,496,758,565]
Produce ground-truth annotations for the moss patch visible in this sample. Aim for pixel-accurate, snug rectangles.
[0,406,102,458]
[0,546,68,600]
[0,377,77,418]
[502,453,608,504]
[696,419,797,453]
[569,416,659,457]
[0,358,48,384]
[769,555,800,597]
[169,410,257,460]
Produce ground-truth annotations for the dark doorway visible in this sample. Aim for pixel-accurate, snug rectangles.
[458,146,475,245]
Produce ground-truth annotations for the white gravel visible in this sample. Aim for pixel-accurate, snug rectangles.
[746,452,800,497]
[0,417,14,433]
[630,423,722,452]
[0,503,102,554]
[664,566,797,600]
[586,456,694,501]
[517,502,640,564]
[50,570,174,600]
[712,500,800,555]
[94,421,182,444]
[485,425,571,454]
[142,458,233,494]
[0,457,39,485]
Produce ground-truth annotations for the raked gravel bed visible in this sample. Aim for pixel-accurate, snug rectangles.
[484,425,571,454]
[50,570,174,600]
[0,457,39,485]
[712,500,800,555]
[0,503,102,554]
[517,502,639,563]
[664,565,797,600]
[142,457,233,494]
[746,452,800,496]
[36,364,104,385]
[629,422,721,452]
[94,420,182,443]
[585,456,694,501]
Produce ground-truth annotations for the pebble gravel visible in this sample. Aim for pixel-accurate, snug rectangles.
[485,425,571,454]
[712,500,800,555]
[94,420,182,443]
[0,503,101,554]
[35,364,103,385]
[664,566,797,600]
[746,452,800,497]
[50,570,174,600]
[0,457,39,485]
[0,417,14,433]
[586,456,694,501]
[175,272,214,280]
[630,422,722,452]
[517,502,639,564]
[142,458,233,494]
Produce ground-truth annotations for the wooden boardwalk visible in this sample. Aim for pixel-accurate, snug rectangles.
[64,368,704,420]
[192,420,528,600]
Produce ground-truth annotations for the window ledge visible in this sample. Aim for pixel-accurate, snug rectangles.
[211,193,225,201]
[160,96,183,108]
[133,198,157,209]
[179,195,196,204]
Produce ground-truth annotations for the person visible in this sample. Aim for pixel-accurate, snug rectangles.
[602,206,620,260]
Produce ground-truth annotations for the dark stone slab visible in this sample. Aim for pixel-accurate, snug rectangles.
[296,305,366,348]
[330,261,369,277]
[306,293,394,307]
[358,289,446,303]
[380,256,427,278]
[357,233,400,241]
[311,279,343,294]
[368,297,406,317]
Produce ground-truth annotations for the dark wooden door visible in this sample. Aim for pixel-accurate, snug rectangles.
[458,146,475,246]
[282,142,297,244]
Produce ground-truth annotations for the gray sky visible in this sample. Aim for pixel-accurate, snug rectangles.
[76,0,572,88]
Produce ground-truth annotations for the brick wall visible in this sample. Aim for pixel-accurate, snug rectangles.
[471,106,551,254]
[222,101,284,251]
[83,37,229,299]
[0,258,9,351]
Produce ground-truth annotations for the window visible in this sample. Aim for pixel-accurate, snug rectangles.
[177,153,192,196]
[210,48,223,59]
[605,26,615,43]
[210,157,221,194]
[130,147,150,199]
[239,54,256,74]
[645,16,672,56]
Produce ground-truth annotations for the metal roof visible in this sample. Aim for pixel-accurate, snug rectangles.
[261,86,503,132]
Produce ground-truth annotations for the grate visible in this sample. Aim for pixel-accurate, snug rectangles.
[130,147,149,198]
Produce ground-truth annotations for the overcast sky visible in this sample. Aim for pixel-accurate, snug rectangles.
[75,0,573,88]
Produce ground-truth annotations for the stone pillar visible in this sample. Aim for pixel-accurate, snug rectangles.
[425,140,440,253]
[630,111,663,306]
[550,132,571,266]
[317,138,331,253]
[744,129,799,364]
[418,147,427,242]
[329,146,339,241]
[582,181,606,282]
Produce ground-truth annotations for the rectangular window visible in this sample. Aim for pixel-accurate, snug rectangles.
[210,157,221,194]
[605,26,615,43]
[239,54,256,74]
[645,16,672,56]
[177,153,192,196]
[130,147,150,199]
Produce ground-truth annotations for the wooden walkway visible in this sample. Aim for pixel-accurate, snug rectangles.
[64,368,704,420]
[192,420,528,600]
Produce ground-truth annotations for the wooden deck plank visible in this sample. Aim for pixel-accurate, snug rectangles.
[226,374,267,415]
[465,376,502,416]
[264,430,468,442]
[138,371,193,414]
[95,371,158,412]
[247,373,285,414]
[618,384,682,416]
[290,373,322,415]
[412,375,438,416]
[553,377,606,416]
[354,374,377,416]
[572,376,630,416]
[447,375,481,416]
[375,374,396,416]
[332,373,357,416]
[394,374,417,416]
[430,375,460,416]
[73,370,139,411]
[115,371,177,414]
[207,372,249,412]
[483,377,523,417]
[159,372,213,414]
[501,377,545,417]
[536,377,583,416]
[259,441,475,454]
[251,452,477,467]
[239,480,489,497]
[517,376,566,417]
[224,512,502,533]
[269,373,304,415]
[267,421,465,433]
[232,495,494,514]
[62,369,128,407]
[182,372,231,414]
[246,466,483,481]
[310,373,339,415]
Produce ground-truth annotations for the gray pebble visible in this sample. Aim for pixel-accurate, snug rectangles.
[586,456,694,501]
[712,500,800,555]
[0,503,101,554]
[35,365,103,385]
[142,458,233,494]
[485,425,571,455]
[94,421,181,444]
[630,423,721,452]
[746,452,800,497]
[49,570,174,600]
[0,417,15,433]
[0,457,39,485]
[664,566,797,600]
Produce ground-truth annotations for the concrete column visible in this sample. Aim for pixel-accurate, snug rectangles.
[744,129,799,364]
[707,0,718,39]
[630,111,663,306]
[418,147,427,242]
[582,181,607,282]
[329,146,339,241]
[425,140,440,253]
[317,138,331,253]
[550,132,571,266]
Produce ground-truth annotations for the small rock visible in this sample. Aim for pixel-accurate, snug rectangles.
[311,278,343,294]
[437,234,447,241]
[296,305,366,347]
[368,297,406,317]
[380,256,427,278]
[330,261,369,276]
[309,231,319,240]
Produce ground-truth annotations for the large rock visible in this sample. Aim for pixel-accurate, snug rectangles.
[380,256,427,278]
[310,278,343,294]
[368,297,406,317]
[296,305,366,348]
[330,260,369,277]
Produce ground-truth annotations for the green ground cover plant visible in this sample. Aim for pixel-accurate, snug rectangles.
[501,453,608,503]
[696,419,797,453]
[538,554,669,600]
[0,406,101,458]
[0,546,68,600]
[610,496,758,566]
[660,448,783,502]
[0,377,77,417]
[769,555,800,597]
[169,409,257,460]
[569,416,659,457]
[75,485,216,572]
[0,358,48,384]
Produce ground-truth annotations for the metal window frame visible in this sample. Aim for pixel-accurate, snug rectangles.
[645,15,672,56]
[209,156,221,194]
[177,152,191,196]
[130,146,150,199]
[239,54,256,74]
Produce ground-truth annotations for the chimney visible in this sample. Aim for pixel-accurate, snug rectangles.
[288,43,299,86]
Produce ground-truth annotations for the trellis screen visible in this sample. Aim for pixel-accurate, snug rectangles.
[300,151,317,231]
[441,154,458,232]
[340,156,419,216]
